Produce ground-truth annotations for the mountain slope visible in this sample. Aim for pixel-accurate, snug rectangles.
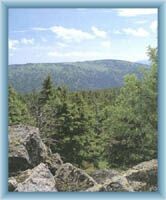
[8,59,149,93]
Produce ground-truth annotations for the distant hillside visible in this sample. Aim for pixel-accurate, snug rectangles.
[136,60,150,65]
[8,59,149,93]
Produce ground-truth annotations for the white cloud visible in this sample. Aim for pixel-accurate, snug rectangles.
[32,25,108,42]
[91,26,107,38]
[32,27,48,31]
[48,50,111,61]
[117,9,157,17]
[101,41,111,48]
[56,42,68,48]
[150,20,157,33]
[123,27,149,37]
[50,26,94,42]
[21,38,34,45]
[9,38,34,51]
[113,30,122,34]
[9,39,19,50]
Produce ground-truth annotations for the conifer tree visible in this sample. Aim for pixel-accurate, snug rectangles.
[38,75,54,106]
[106,47,157,168]
[37,75,54,128]
[8,86,34,125]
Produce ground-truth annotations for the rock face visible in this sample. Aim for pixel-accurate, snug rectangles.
[15,163,57,192]
[54,163,97,191]
[9,125,48,175]
[124,159,158,191]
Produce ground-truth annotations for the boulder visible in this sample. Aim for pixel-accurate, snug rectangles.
[124,159,158,191]
[54,163,97,191]
[15,163,57,192]
[85,184,105,192]
[14,169,33,184]
[103,176,134,192]
[9,125,48,175]
[90,169,120,184]
[45,153,63,175]
[8,177,18,191]
[126,180,147,191]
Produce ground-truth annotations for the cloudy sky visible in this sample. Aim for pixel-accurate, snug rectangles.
[9,8,158,64]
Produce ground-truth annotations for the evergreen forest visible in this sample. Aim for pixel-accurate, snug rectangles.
[8,47,157,171]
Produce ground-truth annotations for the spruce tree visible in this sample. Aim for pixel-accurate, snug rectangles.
[37,75,54,129]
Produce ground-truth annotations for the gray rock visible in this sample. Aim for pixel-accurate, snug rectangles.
[85,184,105,192]
[45,153,63,175]
[14,169,33,184]
[124,159,158,191]
[15,163,57,192]
[55,163,97,191]
[90,169,120,184]
[8,177,18,191]
[126,180,147,191]
[103,176,134,192]
[9,125,48,175]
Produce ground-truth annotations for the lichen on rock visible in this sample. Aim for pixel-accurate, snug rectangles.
[15,163,57,192]
[54,163,97,191]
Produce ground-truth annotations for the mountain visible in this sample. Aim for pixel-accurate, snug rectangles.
[8,59,149,93]
[136,60,150,65]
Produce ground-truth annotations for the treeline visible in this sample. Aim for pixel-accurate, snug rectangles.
[8,47,157,170]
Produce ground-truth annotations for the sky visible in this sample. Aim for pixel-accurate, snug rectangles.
[9,8,158,64]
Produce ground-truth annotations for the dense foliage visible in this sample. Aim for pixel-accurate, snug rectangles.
[8,49,157,170]
[8,86,34,125]
[9,60,148,93]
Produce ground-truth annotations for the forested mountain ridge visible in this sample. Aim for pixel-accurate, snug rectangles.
[9,59,149,93]
[9,48,157,192]
[9,48,157,168]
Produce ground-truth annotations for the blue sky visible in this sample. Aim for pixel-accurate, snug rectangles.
[9,8,158,64]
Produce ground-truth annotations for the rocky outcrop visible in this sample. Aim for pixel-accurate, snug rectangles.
[54,163,97,191]
[124,159,158,191]
[15,163,57,192]
[103,176,134,192]
[8,125,158,192]
[85,159,158,192]
[85,174,135,192]
[90,169,120,184]
[9,125,48,175]
[85,176,133,192]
